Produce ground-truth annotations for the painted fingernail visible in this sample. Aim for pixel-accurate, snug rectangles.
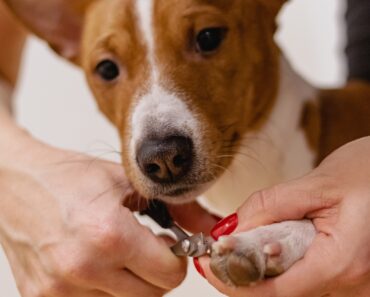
[193,257,206,278]
[210,213,238,240]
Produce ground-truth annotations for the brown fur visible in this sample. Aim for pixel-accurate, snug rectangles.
[79,0,285,197]
[317,81,370,163]
[148,0,280,157]
[6,0,370,200]
[82,0,146,125]
[300,100,321,153]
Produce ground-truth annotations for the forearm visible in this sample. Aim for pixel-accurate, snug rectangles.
[0,100,41,175]
[0,111,31,246]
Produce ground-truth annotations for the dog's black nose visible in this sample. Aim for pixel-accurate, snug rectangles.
[136,136,193,184]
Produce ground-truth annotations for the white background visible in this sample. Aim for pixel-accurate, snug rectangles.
[1,0,346,296]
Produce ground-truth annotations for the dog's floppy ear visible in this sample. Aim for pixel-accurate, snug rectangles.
[3,0,93,62]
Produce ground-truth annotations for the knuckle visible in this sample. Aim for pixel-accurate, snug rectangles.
[306,173,342,205]
[250,186,279,213]
[92,219,123,252]
[51,252,94,283]
[307,171,339,195]
[35,279,68,297]
[21,285,41,297]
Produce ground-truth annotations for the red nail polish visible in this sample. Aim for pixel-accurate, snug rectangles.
[210,213,238,240]
[193,257,206,278]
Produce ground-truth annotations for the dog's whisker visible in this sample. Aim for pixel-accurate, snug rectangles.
[218,121,239,133]
[209,162,233,176]
[221,143,261,160]
[89,180,128,205]
[217,142,269,174]
[50,148,122,170]
[86,140,121,154]
[215,154,235,159]
[216,155,251,173]
[226,150,268,173]
[85,149,122,156]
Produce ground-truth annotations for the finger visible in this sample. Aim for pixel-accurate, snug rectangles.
[23,281,113,297]
[168,201,220,234]
[235,175,340,232]
[158,234,177,246]
[117,207,187,290]
[199,233,335,297]
[98,269,167,297]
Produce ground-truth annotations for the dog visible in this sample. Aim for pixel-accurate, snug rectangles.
[4,0,370,287]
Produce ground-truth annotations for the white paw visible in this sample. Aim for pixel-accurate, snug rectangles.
[210,220,316,287]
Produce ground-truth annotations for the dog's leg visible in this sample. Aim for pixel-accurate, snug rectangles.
[210,220,316,287]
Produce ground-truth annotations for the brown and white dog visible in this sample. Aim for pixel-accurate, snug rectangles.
[4,0,370,287]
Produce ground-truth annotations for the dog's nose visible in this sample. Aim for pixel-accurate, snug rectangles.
[136,136,193,184]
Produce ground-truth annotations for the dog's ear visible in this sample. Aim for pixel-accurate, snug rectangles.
[3,0,94,62]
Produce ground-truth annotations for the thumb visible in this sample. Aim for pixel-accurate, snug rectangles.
[235,174,338,232]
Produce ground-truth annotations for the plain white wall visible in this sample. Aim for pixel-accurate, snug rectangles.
[0,0,345,296]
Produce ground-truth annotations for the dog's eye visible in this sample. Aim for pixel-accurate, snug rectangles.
[196,27,227,54]
[95,59,120,81]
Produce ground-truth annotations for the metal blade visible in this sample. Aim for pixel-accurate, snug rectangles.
[171,233,214,257]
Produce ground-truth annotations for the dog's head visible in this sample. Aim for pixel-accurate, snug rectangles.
[6,0,286,202]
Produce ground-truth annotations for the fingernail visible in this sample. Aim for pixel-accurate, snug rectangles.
[193,257,206,278]
[210,213,238,240]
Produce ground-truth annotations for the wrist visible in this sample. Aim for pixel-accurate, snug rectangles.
[0,109,50,168]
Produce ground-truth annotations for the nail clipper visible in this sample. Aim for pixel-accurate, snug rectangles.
[140,199,214,257]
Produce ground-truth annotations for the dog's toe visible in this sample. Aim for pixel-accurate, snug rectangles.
[208,220,316,287]
[264,242,284,276]
[226,251,261,286]
[210,237,265,287]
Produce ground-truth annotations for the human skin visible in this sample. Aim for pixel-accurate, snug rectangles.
[0,4,218,296]
[0,91,220,297]
[0,118,171,297]
[199,137,370,297]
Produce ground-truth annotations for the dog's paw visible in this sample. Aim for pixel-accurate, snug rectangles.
[209,220,316,287]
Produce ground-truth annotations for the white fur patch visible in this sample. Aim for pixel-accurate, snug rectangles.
[203,57,317,215]
[130,85,199,147]
[132,0,201,170]
[135,0,158,82]
[129,85,203,190]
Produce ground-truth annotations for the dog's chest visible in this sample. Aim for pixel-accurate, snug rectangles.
[202,58,318,215]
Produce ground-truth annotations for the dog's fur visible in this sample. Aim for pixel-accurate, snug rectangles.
[4,0,370,287]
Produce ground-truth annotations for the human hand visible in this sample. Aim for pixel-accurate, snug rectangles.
[0,129,216,297]
[197,137,370,297]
